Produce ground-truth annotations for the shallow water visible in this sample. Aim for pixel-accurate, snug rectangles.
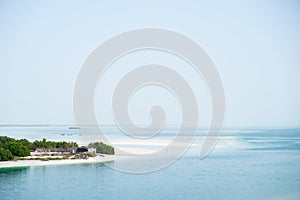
[0,127,300,200]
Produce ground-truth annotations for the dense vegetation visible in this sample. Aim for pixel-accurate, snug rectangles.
[0,136,78,161]
[0,148,14,161]
[32,138,78,149]
[88,142,115,155]
[0,136,115,161]
[0,136,31,159]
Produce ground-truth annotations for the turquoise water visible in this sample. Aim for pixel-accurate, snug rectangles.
[1,128,300,200]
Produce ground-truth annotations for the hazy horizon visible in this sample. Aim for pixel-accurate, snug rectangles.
[1,1,300,128]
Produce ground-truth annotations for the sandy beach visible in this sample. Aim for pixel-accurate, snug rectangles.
[0,155,119,169]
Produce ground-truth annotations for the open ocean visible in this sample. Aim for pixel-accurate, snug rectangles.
[0,127,300,200]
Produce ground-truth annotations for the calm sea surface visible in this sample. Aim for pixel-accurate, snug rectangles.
[0,127,300,200]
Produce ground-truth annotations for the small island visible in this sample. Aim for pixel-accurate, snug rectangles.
[0,136,115,169]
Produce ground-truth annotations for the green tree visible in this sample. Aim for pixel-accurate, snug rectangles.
[88,142,114,155]
[0,136,79,161]
[6,141,30,157]
[18,139,33,151]
[0,148,13,161]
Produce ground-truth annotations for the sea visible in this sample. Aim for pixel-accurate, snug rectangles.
[0,126,300,200]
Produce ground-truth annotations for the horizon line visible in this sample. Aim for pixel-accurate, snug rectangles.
[0,124,299,129]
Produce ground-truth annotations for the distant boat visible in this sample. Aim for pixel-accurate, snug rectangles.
[69,126,80,129]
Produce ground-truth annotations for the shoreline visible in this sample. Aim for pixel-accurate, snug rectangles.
[0,155,119,169]
[0,138,234,169]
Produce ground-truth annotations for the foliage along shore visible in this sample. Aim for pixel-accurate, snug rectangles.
[0,136,114,161]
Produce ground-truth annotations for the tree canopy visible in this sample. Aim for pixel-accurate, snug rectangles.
[0,136,78,161]
[32,139,78,149]
[0,136,114,161]
[0,136,30,159]
[88,142,115,155]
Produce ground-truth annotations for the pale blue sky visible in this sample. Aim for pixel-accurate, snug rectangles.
[0,0,299,127]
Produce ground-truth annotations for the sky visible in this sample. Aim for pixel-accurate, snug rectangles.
[0,0,299,128]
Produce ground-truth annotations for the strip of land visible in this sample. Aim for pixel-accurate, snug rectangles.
[0,155,118,169]
[0,137,234,169]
